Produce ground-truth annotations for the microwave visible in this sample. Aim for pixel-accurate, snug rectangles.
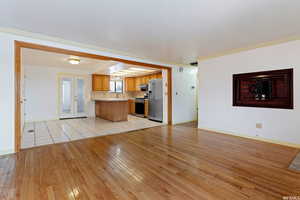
[139,84,148,91]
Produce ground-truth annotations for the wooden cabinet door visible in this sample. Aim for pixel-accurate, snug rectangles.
[145,76,150,84]
[128,99,135,114]
[125,77,136,92]
[92,75,101,91]
[128,99,132,113]
[130,100,135,114]
[92,74,110,91]
[144,99,148,117]
[156,72,162,79]
[149,74,155,80]
[125,78,128,91]
[125,78,130,91]
[102,75,110,91]
[135,77,141,91]
[142,76,146,84]
[142,76,147,84]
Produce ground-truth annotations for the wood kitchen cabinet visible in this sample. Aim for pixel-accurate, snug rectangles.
[144,99,149,117]
[128,99,135,114]
[125,77,136,92]
[149,74,156,80]
[156,73,162,79]
[135,77,142,91]
[139,76,144,85]
[125,72,163,92]
[144,76,150,84]
[95,99,128,121]
[92,74,110,91]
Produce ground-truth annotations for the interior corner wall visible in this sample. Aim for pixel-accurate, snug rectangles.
[0,34,14,155]
[172,66,198,124]
[162,69,168,124]
[23,65,95,123]
[198,40,300,145]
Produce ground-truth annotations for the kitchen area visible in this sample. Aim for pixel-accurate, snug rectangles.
[92,67,164,123]
[20,49,167,150]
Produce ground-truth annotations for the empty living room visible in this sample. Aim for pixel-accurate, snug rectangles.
[1,1,300,199]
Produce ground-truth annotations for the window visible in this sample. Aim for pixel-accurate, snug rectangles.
[110,80,123,93]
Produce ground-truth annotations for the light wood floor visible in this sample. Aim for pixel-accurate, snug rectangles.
[1,122,300,200]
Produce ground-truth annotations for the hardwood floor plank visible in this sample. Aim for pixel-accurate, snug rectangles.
[1,123,300,199]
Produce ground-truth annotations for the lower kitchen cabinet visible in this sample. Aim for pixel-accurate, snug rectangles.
[144,99,149,117]
[128,99,135,114]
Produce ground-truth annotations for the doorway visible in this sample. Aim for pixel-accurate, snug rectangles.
[58,75,86,119]
[15,41,172,152]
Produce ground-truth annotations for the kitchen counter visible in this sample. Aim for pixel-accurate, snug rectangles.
[94,99,128,122]
[93,98,129,102]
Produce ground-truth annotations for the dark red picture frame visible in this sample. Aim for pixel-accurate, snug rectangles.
[233,68,293,109]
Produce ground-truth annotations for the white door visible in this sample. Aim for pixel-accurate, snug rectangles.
[59,75,86,119]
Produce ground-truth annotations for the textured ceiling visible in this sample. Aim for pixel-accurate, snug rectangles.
[22,48,159,76]
[2,0,300,64]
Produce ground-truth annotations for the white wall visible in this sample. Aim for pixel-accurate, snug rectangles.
[23,65,94,122]
[162,69,169,124]
[198,40,300,145]
[0,34,14,155]
[172,67,198,124]
[0,31,198,155]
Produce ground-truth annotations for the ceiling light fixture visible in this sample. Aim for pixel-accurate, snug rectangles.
[118,70,141,74]
[68,57,80,65]
[129,67,155,72]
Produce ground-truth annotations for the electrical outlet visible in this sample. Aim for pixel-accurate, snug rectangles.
[256,123,263,129]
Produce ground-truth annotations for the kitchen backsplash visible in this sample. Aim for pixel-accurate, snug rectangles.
[92,91,146,99]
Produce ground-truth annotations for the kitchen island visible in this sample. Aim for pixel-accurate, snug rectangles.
[94,98,129,122]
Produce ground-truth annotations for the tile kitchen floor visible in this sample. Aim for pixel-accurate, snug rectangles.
[21,115,163,149]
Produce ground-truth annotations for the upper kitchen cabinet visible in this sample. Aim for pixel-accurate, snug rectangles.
[125,77,136,92]
[125,72,163,92]
[135,76,142,91]
[156,73,162,79]
[144,76,150,84]
[92,74,110,91]
[148,72,162,81]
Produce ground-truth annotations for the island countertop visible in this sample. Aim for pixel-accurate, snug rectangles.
[93,98,129,102]
[95,99,128,122]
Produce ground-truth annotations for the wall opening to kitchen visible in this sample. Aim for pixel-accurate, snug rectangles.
[18,46,170,150]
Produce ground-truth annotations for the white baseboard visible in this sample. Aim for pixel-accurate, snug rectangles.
[25,118,59,123]
[173,119,197,125]
[198,127,300,149]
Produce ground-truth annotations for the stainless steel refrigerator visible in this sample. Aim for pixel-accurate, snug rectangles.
[148,79,163,122]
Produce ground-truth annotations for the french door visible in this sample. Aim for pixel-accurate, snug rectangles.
[59,75,86,119]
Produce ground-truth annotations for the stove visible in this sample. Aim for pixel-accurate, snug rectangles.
[135,98,145,103]
[135,98,145,115]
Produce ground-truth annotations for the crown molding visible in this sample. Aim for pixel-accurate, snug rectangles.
[198,36,300,62]
[0,27,191,68]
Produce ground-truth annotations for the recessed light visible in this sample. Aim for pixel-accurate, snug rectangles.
[68,57,80,65]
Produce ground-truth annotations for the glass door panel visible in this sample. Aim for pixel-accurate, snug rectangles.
[75,78,85,116]
[61,77,73,116]
[59,76,86,119]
